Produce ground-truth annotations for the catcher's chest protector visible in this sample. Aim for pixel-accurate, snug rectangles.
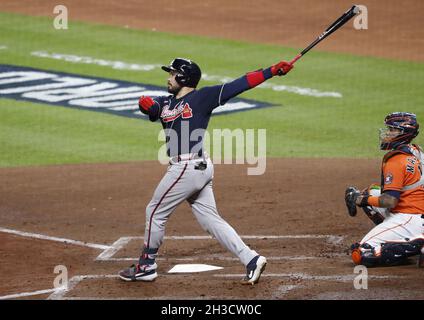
[381,144,424,191]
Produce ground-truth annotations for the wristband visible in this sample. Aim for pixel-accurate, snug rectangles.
[246,70,265,88]
[359,195,379,207]
[367,196,380,207]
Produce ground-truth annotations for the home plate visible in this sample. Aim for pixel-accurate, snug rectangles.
[168,264,223,273]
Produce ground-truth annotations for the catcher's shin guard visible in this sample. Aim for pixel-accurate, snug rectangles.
[379,241,424,266]
[353,240,424,267]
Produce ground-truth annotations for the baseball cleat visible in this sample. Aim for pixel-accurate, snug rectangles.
[241,255,267,285]
[118,263,158,282]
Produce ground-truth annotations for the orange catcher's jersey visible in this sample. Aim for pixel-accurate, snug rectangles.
[382,145,424,214]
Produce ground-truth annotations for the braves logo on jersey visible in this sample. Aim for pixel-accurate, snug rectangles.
[161,100,193,123]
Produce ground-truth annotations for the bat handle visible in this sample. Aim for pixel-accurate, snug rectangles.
[277,53,302,76]
[289,53,302,65]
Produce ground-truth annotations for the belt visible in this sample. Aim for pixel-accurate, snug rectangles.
[170,153,204,163]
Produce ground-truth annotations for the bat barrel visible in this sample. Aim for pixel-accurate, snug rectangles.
[290,5,359,62]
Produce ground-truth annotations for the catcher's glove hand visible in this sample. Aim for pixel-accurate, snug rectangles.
[345,186,360,217]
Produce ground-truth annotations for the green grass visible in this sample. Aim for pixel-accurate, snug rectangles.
[0,99,162,166]
[0,12,423,167]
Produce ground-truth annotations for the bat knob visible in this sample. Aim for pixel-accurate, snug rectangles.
[352,5,360,14]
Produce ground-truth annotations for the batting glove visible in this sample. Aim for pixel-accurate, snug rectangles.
[271,61,294,76]
[138,96,156,114]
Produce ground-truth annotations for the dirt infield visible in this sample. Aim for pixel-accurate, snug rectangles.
[0,0,423,61]
[1,159,423,299]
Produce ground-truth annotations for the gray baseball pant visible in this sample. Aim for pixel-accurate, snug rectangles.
[143,156,257,266]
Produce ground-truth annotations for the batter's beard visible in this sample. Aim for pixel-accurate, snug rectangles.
[168,84,182,95]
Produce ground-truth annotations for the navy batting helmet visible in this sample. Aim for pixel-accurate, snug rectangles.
[379,112,419,150]
[161,58,202,88]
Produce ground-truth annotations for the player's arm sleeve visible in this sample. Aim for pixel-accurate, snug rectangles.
[382,190,401,200]
[145,97,163,122]
[201,67,274,113]
[219,67,273,105]
[382,156,405,195]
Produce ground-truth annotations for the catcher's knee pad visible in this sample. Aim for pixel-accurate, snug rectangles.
[351,243,381,267]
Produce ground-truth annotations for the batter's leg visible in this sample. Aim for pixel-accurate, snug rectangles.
[188,181,258,266]
[119,163,196,282]
[143,163,192,255]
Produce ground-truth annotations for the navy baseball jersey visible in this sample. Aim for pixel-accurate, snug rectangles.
[146,68,273,156]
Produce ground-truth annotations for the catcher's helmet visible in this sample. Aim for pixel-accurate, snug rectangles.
[161,58,202,88]
[379,112,419,150]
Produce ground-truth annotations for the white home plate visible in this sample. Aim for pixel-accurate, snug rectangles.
[168,264,223,273]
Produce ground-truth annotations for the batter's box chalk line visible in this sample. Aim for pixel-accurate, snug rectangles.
[94,234,345,261]
[0,227,351,300]
[48,272,404,300]
[0,227,345,262]
[0,227,111,250]
[0,272,406,300]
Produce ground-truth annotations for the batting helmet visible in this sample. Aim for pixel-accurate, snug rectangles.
[379,112,419,150]
[161,58,202,88]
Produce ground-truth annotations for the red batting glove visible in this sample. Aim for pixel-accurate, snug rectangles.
[138,95,155,113]
[271,61,294,76]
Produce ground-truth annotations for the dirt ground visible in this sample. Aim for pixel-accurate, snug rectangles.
[1,159,423,299]
[0,0,423,61]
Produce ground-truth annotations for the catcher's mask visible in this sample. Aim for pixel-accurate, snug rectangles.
[161,58,202,88]
[379,112,419,150]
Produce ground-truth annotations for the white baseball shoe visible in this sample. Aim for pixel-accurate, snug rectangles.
[118,263,158,282]
[241,255,267,285]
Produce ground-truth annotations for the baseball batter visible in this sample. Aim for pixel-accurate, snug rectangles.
[345,112,424,267]
[118,58,294,284]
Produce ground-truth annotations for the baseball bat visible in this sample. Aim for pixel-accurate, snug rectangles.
[286,5,360,67]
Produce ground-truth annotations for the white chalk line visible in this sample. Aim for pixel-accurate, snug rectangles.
[47,275,118,300]
[94,234,345,261]
[30,51,343,98]
[214,273,405,282]
[0,228,345,263]
[31,51,160,71]
[103,254,346,262]
[122,234,344,241]
[0,227,111,250]
[0,229,346,299]
[0,288,58,300]
[44,271,405,300]
[272,284,303,299]
[95,237,132,261]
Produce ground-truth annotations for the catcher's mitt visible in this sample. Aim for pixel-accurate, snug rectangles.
[345,186,360,217]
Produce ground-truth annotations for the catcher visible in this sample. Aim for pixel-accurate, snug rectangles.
[345,112,424,268]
